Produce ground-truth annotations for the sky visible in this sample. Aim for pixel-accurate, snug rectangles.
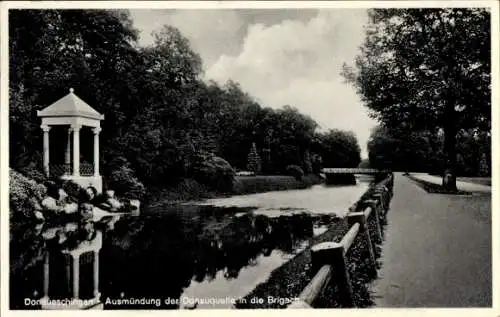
[129,9,377,158]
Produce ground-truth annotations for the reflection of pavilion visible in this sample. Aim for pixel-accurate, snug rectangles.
[36,208,136,310]
[41,231,103,310]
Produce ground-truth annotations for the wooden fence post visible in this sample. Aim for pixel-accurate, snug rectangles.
[347,212,377,278]
[362,200,382,243]
[379,184,389,197]
[311,242,337,274]
[311,242,355,307]
[372,191,387,214]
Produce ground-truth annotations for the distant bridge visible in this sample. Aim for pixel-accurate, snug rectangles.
[321,168,390,185]
[322,168,389,175]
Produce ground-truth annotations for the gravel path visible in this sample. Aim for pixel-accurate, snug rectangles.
[371,173,491,307]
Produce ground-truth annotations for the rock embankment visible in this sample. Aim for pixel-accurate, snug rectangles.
[9,169,139,224]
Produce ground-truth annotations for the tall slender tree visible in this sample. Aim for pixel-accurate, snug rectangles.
[247,142,262,174]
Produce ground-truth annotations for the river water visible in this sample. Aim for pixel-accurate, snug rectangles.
[10,177,371,310]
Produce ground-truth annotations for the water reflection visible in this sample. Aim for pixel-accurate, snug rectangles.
[99,206,340,309]
[196,181,370,215]
[11,179,371,310]
[10,211,130,309]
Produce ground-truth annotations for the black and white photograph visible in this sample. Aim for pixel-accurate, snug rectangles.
[1,0,498,313]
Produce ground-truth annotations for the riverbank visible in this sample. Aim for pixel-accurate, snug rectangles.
[10,168,383,310]
[235,219,349,309]
[235,219,379,308]
[235,175,390,308]
[9,169,322,224]
[146,174,323,207]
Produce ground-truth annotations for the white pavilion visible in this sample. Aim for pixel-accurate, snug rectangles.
[37,88,104,193]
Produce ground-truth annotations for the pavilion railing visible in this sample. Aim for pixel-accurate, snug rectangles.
[49,163,94,177]
[49,164,72,177]
[80,162,94,176]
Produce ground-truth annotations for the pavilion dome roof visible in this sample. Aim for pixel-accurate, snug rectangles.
[37,88,104,120]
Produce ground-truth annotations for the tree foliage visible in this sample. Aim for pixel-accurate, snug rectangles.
[367,125,433,171]
[367,124,491,176]
[316,130,362,168]
[189,152,235,192]
[343,8,491,189]
[10,9,363,197]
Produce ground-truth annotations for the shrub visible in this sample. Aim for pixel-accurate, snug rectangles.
[147,178,214,204]
[60,180,85,202]
[478,153,490,176]
[286,165,304,181]
[9,169,47,221]
[169,178,211,200]
[107,164,146,200]
[190,152,235,192]
[17,161,47,184]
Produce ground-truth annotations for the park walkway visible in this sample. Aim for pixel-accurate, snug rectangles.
[371,173,491,307]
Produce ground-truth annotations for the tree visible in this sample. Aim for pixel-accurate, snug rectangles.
[9,9,140,176]
[367,126,399,170]
[343,9,490,190]
[270,106,318,172]
[367,125,433,172]
[317,130,361,168]
[9,9,367,199]
[455,129,491,176]
[246,143,262,174]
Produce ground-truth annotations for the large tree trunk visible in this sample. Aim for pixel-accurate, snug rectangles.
[442,105,458,191]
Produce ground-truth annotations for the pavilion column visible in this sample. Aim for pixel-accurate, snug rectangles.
[93,127,101,176]
[41,125,51,176]
[66,255,72,295]
[65,128,72,174]
[72,124,81,176]
[43,252,50,299]
[93,250,100,298]
[72,254,80,299]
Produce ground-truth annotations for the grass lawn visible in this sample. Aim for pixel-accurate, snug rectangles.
[406,174,471,195]
[456,177,491,187]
